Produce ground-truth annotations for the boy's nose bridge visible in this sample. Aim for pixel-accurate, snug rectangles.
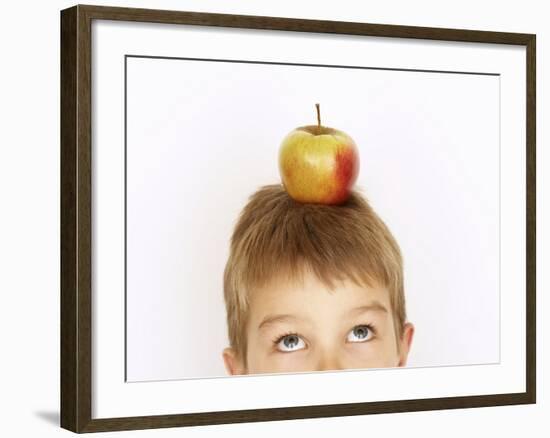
[315,348,344,372]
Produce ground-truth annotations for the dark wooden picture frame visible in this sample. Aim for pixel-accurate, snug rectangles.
[61,4,536,433]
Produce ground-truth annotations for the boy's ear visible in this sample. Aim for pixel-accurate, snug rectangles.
[222,347,246,375]
[397,322,415,367]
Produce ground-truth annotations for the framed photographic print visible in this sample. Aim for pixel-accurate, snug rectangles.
[60,4,536,433]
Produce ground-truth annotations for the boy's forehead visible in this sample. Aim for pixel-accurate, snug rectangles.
[245,273,394,339]
[249,268,391,311]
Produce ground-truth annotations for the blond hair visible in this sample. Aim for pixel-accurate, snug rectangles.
[223,184,406,362]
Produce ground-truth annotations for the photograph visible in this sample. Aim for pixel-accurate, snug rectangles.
[125,57,500,382]
[59,4,535,433]
[0,0,545,437]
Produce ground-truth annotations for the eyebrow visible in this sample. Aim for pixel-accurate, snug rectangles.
[257,302,388,331]
[258,314,300,331]
[349,301,389,316]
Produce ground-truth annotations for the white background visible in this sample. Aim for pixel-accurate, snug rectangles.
[126,55,501,380]
[0,0,546,437]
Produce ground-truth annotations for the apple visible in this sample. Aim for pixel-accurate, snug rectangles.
[278,103,360,205]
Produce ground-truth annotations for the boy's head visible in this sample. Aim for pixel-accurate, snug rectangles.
[222,184,414,375]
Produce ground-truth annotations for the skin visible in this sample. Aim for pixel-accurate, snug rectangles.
[223,268,414,375]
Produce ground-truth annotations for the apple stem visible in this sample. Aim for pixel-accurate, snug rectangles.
[315,103,321,134]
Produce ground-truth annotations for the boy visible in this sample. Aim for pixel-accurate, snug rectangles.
[222,183,414,375]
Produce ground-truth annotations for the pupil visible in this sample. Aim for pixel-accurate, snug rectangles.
[355,326,368,338]
[284,335,298,348]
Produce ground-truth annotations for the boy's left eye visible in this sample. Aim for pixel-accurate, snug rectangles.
[346,325,374,343]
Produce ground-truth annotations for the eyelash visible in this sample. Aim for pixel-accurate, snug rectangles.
[271,324,377,347]
[272,331,300,346]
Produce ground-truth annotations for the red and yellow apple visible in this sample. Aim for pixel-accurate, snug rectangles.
[278,104,360,205]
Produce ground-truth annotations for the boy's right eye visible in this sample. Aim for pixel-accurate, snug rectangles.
[275,334,306,352]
